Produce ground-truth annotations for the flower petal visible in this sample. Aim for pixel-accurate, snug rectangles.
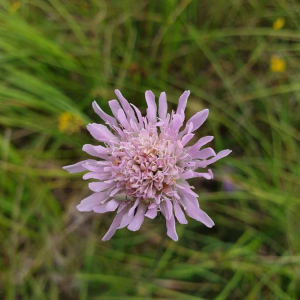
[82,161,108,173]
[94,145,110,155]
[127,203,147,231]
[158,92,167,121]
[188,136,214,155]
[195,149,232,168]
[179,191,214,228]
[108,100,122,119]
[160,198,173,220]
[181,133,194,147]
[181,170,212,180]
[187,109,209,132]
[115,89,137,122]
[102,209,127,241]
[77,192,109,212]
[117,108,131,129]
[196,172,212,180]
[93,203,109,213]
[118,207,134,228]
[166,214,178,241]
[92,101,118,127]
[176,90,190,118]
[171,114,184,134]
[87,123,116,142]
[128,199,140,216]
[192,147,216,159]
[145,90,157,124]
[63,159,97,173]
[88,181,114,192]
[186,206,215,228]
[82,144,109,159]
[206,149,232,164]
[83,172,111,180]
[174,201,188,224]
[106,199,119,211]
[131,104,144,127]
[145,208,157,219]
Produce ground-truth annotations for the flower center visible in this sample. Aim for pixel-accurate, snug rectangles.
[111,130,181,201]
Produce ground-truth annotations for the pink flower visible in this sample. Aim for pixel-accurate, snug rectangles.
[63,90,231,241]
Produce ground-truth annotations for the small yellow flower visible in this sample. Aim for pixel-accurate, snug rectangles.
[270,55,286,73]
[273,18,285,30]
[9,1,21,14]
[58,112,83,134]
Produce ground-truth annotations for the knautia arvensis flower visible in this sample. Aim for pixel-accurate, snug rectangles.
[63,90,231,241]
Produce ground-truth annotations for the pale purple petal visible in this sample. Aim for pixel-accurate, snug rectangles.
[106,199,119,211]
[93,203,109,213]
[82,144,109,159]
[180,170,194,180]
[145,90,157,124]
[118,208,134,228]
[192,147,216,159]
[175,180,199,197]
[82,162,107,173]
[128,199,140,216]
[93,145,110,155]
[181,170,212,180]
[108,100,122,120]
[102,209,127,241]
[187,109,209,132]
[176,90,190,118]
[82,160,109,171]
[77,192,109,212]
[158,92,167,121]
[88,181,114,192]
[196,149,232,168]
[131,104,143,127]
[174,201,187,224]
[166,214,178,241]
[83,172,111,181]
[63,159,97,173]
[181,133,194,147]
[206,149,232,165]
[192,171,212,180]
[145,208,157,219]
[171,114,184,134]
[160,199,173,220]
[117,109,130,129]
[186,206,214,228]
[187,136,214,155]
[108,102,130,129]
[128,203,147,231]
[115,89,137,122]
[92,101,118,127]
[87,124,116,142]
[179,191,214,228]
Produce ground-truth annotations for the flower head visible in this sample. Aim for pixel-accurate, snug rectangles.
[270,55,286,73]
[63,90,231,241]
[9,1,21,14]
[273,17,285,30]
[58,112,83,134]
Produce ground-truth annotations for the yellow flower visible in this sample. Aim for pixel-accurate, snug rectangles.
[273,18,285,30]
[9,1,21,14]
[270,55,286,73]
[58,112,83,134]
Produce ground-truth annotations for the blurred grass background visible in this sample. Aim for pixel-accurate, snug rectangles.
[0,0,300,299]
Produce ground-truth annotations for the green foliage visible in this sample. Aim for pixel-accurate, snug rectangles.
[0,0,299,299]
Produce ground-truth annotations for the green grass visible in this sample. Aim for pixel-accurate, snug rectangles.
[1,0,300,299]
